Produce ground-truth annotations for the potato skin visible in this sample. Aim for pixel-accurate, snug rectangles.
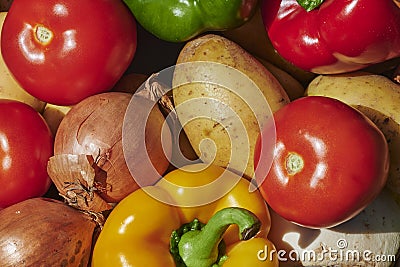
[172,34,289,178]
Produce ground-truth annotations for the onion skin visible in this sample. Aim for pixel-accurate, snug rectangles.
[54,92,171,203]
[0,197,97,267]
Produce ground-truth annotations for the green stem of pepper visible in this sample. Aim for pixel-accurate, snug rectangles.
[171,207,261,267]
[296,0,324,11]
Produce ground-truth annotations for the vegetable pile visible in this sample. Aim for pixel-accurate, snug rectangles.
[0,0,399,266]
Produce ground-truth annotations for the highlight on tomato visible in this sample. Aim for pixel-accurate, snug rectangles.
[254,96,389,228]
[0,99,53,209]
[0,0,137,106]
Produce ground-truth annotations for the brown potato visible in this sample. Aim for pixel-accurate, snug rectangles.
[172,34,290,178]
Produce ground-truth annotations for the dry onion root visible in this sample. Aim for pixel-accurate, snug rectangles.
[0,197,98,267]
[52,92,172,209]
[47,154,112,213]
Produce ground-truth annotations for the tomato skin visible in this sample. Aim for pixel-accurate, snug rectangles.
[0,100,53,208]
[1,0,137,106]
[254,96,389,228]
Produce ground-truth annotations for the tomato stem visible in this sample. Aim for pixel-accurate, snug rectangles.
[35,25,53,45]
[286,152,304,175]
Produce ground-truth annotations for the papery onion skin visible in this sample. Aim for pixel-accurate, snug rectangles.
[0,197,97,267]
[54,92,172,203]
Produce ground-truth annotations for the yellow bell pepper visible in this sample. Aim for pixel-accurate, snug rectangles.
[91,163,278,267]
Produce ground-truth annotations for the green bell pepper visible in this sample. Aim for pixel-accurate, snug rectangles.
[123,0,259,42]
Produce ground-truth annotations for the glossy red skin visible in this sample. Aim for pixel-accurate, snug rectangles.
[0,100,53,208]
[261,0,400,74]
[1,0,137,105]
[254,96,389,228]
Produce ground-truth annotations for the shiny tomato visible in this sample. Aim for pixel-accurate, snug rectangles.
[254,96,389,228]
[1,0,137,106]
[0,100,53,208]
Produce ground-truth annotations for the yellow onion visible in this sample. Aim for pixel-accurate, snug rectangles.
[53,92,172,205]
[47,154,113,213]
[0,197,98,266]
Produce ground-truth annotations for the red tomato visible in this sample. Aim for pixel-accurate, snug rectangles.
[0,100,53,208]
[254,96,389,228]
[1,0,137,106]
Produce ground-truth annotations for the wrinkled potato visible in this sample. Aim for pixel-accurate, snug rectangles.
[172,34,289,179]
